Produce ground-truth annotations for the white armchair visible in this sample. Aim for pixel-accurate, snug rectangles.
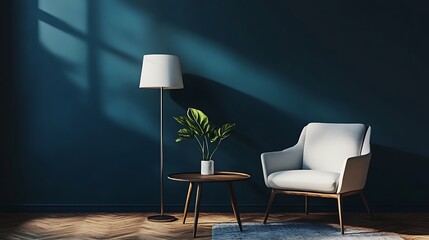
[261,122,373,234]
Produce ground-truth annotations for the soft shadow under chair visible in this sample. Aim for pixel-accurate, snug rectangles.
[261,122,373,234]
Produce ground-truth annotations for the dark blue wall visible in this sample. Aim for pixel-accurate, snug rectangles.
[2,0,429,212]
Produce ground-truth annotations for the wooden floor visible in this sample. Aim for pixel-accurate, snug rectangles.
[0,212,428,239]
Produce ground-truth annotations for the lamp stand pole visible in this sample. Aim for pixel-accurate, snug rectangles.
[147,88,178,222]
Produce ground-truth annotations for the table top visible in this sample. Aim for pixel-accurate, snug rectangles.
[168,171,250,183]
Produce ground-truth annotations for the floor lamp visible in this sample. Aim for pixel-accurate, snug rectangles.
[139,54,183,222]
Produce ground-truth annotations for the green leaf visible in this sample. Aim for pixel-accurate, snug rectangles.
[186,108,211,136]
[218,123,236,140]
[185,118,203,136]
[209,123,236,142]
[174,115,203,136]
[209,128,220,142]
[174,108,236,160]
[177,128,194,140]
[173,116,189,126]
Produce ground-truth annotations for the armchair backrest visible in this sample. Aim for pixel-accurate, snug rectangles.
[302,123,367,173]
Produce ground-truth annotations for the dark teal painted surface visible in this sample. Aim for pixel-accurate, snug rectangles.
[1,0,429,212]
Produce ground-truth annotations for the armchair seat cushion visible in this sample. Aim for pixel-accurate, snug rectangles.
[267,170,340,193]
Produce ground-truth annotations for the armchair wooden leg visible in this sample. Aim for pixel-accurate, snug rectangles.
[305,196,309,215]
[337,194,344,234]
[263,189,276,224]
[360,191,374,220]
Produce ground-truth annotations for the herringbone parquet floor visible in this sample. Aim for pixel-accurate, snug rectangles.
[0,212,428,239]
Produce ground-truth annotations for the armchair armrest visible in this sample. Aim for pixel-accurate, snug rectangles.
[261,145,303,188]
[337,153,371,193]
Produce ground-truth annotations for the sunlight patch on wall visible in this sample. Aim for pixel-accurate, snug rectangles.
[98,0,155,61]
[38,21,89,92]
[38,0,87,33]
[95,2,178,141]
[98,50,159,141]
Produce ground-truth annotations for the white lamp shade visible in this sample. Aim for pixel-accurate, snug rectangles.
[139,54,184,89]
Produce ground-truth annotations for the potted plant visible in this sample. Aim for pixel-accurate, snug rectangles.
[174,108,236,175]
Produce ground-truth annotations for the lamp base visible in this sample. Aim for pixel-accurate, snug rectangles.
[147,214,178,222]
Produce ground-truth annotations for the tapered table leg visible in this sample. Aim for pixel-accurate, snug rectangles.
[228,182,242,231]
[193,183,202,238]
[168,172,250,237]
[183,182,193,224]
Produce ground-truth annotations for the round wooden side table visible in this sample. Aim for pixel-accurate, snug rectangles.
[168,171,250,238]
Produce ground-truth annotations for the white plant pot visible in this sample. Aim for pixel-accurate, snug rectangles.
[201,160,214,175]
